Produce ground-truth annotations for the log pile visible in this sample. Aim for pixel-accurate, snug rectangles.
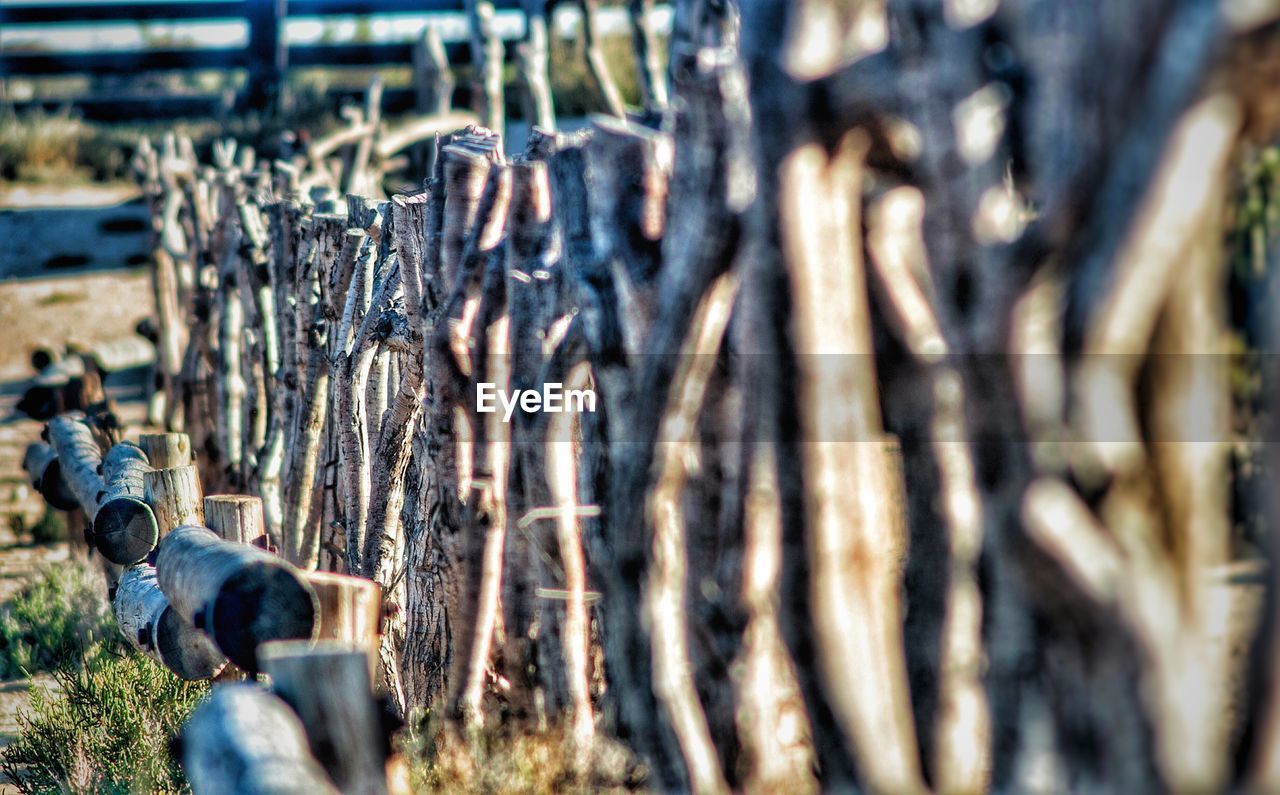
[19,0,1280,791]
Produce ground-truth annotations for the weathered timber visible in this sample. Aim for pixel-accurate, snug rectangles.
[306,571,382,660]
[114,564,227,680]
[204,495,267,545]
[261,641,388,795]
[22,442,78,511]
[46,414,104,514]
[92,442,159,564]
[138,432,193,468]
[180,684,337,795]
[144,465,204,536]
[156,526,319,671]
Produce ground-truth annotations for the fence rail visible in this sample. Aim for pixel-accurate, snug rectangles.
[0,0,524,116]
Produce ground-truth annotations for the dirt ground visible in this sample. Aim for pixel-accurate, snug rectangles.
[0,183,153,790]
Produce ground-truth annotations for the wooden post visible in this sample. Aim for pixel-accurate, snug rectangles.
[93,442,159,564]
[516,5,555,129]
[22,442,78,512]
[180,684,337,795]
[413,25,455,176]
[144,465,204,537]
[204,495,266,545]
[156,526,319,671]
[139,432,193,468]
[46,414,104,514]
[465,0,505,134]
[305,571,382,670]
[261,641,388,795]
[246,0,288,115]
[114,565,227,680]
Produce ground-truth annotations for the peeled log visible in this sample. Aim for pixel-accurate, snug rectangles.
[181,684,337,795]
[22,442,78,511]
[144,465,203,536]
[139,432,193,468]
[93,443,159,564]
[306,571,382,670]
[47,414,104,514]
[114,564,227,680]
[204,495,266,545]
[156,526,319,671]
[114,564,166,657]
[261,641,388,795]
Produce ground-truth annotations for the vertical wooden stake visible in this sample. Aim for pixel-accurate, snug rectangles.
[145,465,205,537]
[139,432,194,468]
[204,495,267,545]
[261,641,389,795]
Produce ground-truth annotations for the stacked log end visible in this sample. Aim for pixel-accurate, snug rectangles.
[181,684,337,795]
[92,442,159,564]
[156,526,318,671]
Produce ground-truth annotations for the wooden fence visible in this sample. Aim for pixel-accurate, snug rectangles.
[14,0,1280,792]
[0,0,523,118]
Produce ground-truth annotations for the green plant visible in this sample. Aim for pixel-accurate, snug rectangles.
[11,508,68,544]
[0,108,86,182]
[0,651,208,794]
[0,563,116,679]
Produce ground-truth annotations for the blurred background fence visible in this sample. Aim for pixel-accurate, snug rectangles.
[0,0,532,119]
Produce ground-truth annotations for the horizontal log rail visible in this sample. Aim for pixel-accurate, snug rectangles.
[0,0,524,117]
[114,564,228,680]
[156,525,319,671]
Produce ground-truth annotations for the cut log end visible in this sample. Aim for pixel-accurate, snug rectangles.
[212,564,319,671]
[92,497,159,564]
[156,606,228,681]
[138,433,193,468]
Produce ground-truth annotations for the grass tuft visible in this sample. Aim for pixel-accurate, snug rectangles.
[10,508,68,545]
[0,651,207,794]
[0,562,115,679]
[401,717,646,794]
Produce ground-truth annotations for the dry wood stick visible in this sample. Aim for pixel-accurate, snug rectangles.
[545,360,595,752]
[465,0,505,133]
[645,273,736,795]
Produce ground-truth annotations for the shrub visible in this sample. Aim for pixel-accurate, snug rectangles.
[0,651,208,794]
[0,563,116,679]
[0,108,85,182]
[10,508,67,546]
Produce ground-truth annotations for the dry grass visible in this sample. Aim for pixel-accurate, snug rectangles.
[401,720,648,794]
